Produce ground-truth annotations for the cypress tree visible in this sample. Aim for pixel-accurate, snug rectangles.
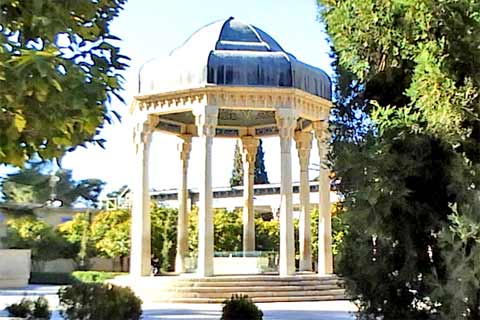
[230,139,269,187]
[254,139,269,185]
[317,0,480,318]
[230,141,243,187]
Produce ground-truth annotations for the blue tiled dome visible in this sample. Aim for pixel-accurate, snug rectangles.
[139,17,331,100]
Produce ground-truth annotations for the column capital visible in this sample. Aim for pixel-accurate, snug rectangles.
[240,136,259,167]
[294,131,312,170]
[312,120,330,141]
[193,106,218,137]
[275,108,297,139]
[177,134,192,161]
[313,120,330,158]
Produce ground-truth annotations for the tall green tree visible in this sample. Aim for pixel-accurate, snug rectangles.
[1,160,104,207]
[230,139,269,187]
[0,0,128,166]
[230,141,244,187]
[317,0,480,318]
[254,139,269,185]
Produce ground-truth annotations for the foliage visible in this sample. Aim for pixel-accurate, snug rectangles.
[188,208,243,254]
[1,160,104,206]
[29,271,124,285]
[58,283,142,320]
[230,139,269,187]
[221,294,263,320]
[88,205,180,272]
[255,218,279,251]
[30,272,78,285]
[254,140,269,185]
[431,195,480,319]
[0,0,129,166]
[71,271,124,283]
[230,141,244,187]
[151,204,178,272]
[91,209,130,262]
[311,206,346,265]
[5,298,33,318]
[6,296,51,320]
[318,0,480,318]
[58,212,95,269]
[214,209,242,252]
[3,216,75,260]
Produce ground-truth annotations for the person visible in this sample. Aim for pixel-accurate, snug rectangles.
[151,255,160,276]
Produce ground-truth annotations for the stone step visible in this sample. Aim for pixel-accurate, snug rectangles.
[139,288,345,299]
[167,280,341,287]
[166,275,341,282]
[145,294,347,304]
[154,285,341,293]
[110,274,346,303]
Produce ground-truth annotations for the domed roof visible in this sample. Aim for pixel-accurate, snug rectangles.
[139,17,331,100]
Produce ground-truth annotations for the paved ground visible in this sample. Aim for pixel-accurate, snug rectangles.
[0,285,357,320]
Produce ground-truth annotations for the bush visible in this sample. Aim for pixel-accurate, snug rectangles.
[30,272,77,285]
[5,298,32,318]
[3,216,75,261]
[5,296,51,319]
[58,283,142,320]
[29,271,124,285]
[71,271,123,283]
[221,294,263,320]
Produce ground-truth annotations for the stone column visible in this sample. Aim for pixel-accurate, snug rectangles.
[130,120,153,277]
[294,131,313,271]
[175,134,192,273]
[275,108,297,276]
[313,120,333,274]
[193,106,218,277]
[240,136,259,254]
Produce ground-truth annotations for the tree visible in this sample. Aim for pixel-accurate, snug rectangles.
[317,0,480,318]
[230,139,269,187]
[58,212,95,269]
[3,216,75,261]
[90,209,130,271]
[0,0,128,166]
[151,204,178,272]
[230,141,243,187]
[254,139,269,185]
[1,160,104,207]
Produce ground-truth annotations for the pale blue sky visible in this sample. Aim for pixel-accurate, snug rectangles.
[2,0,333,194]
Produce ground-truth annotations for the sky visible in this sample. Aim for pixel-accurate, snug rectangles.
[2,0,334,195]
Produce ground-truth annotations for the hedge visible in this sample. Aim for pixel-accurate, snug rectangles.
[29,271,125,285]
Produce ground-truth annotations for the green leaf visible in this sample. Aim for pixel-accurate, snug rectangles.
[50,79,63,92]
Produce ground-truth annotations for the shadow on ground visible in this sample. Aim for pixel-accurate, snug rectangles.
[142,308,355,320]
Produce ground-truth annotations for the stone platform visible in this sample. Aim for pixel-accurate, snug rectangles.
[110,273,345,303]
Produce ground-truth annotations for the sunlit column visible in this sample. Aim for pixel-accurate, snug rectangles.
[193,106,218,277]
[130,119,153,277]
[240,136,259,254]
[175,134,192,273]
[275,108,297,276]
[313,120,333,274]
[294,131,313,271]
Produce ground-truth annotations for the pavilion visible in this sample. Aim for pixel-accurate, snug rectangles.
[129,17,333,278]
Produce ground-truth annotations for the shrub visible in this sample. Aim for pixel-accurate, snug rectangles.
[30,272,78,285]
[221,294,263,320]
[91,210,131,272]
[32,296,51,319]
[5,296,51,319]
[71,271,123,283]
[58,282,142,320]
[3,216,75,261]
[5,298,32,318]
